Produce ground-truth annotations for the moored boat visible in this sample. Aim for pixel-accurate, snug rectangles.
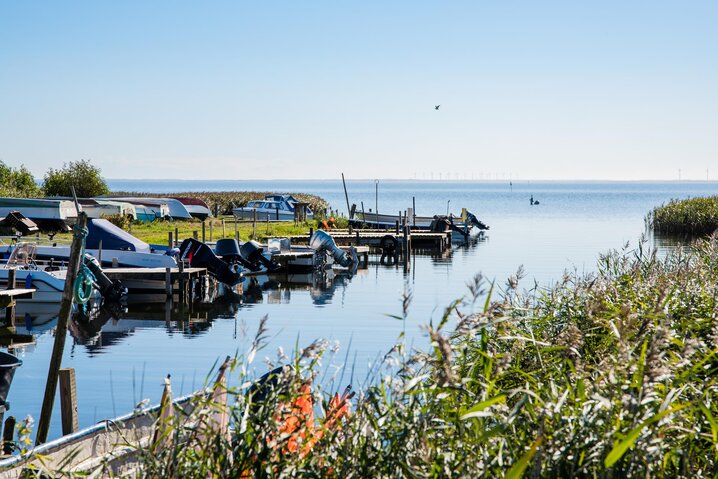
[233,195,314,222]
[172,197,212,220]
[0,198,78,233]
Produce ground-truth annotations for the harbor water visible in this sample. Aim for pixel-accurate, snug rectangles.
[6,180,718,440]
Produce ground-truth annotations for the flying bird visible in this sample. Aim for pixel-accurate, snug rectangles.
[434,105,440,110]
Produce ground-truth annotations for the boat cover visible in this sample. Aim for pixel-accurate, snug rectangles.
[86,219,151,253]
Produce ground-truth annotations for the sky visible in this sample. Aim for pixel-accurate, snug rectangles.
[0,1,716,181]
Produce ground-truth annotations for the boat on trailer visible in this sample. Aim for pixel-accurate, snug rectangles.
[172,197,212,220]
[233,195,314,222]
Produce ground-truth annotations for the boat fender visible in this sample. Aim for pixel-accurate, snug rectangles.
[379,235,399,255]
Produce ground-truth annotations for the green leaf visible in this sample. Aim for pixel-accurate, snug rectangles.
[604,403,689,468]
[460,394,506,420]
[505,436,542,479]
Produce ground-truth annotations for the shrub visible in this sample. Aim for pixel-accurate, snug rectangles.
[0,161,41,197]
[43,159,109,198]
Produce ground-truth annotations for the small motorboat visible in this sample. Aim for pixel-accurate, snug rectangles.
[233,195,313,222]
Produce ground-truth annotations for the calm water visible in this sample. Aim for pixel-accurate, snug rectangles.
[6,180,717,440]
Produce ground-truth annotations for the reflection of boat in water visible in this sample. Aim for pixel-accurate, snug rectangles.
[237,268,360,305]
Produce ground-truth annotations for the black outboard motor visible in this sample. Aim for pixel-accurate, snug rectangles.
[83,254,127,304]
[429,216,451,233]
[239,241,280,272]
[179,238,243,286]
[216,238,259,271]
[465,210,489,230]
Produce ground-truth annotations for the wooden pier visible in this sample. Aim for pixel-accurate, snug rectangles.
[103,266,211,302]
[267,245,370,272]
[287,231,451,253]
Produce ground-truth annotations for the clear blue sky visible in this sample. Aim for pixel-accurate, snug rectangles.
[1,1,716,180]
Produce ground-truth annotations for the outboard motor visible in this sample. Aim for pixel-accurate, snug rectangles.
[239,241,280,272]
[429,216,451,233]
[179,238,242,286]
[465,210,489,230]
[83,254,127,304]
[309,230,355,269]
[216,238,258,271]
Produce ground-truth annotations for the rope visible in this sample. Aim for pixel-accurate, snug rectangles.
[71,223,96,304]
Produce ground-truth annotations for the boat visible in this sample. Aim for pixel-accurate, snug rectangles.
[0,198,78,233]
[0,244,77,303]
[104,197,192,220]
[1,219,178,269]
[172,197,212,220]
[232,195,313,222]
[349,206,489,238]
[79,199,137,220]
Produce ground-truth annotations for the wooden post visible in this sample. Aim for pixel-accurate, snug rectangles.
[222,219,226,239]
[395,220,400,235]
[36,213,88,445]
[209,221,213,242]
[233,219,238,241]
[309,227,314,237]
[98,240,103,265]
[252,210,257,239]
[412,197,416,226]
[59,368,78,435]
[178,261,186,303]
[3,416,16,455]
[193,230,198,240]
[4,269,15,325]
[168,232,173,249]
[175,227,179,246]
[201,221,206,243]
[341,173,351,218]
[165,268,172,296]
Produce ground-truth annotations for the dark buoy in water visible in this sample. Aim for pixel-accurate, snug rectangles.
[530,195,540,206]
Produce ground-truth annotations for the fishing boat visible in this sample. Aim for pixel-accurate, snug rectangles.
[349,206,489,237]
[232,195,313,221]
[172,197,212,220]
[0,198,78,233]
[0,244,75,303]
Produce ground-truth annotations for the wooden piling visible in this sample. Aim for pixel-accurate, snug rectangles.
[165,268,172,296]
[222,218,226,239]
[193,230,198,240]
[178,261,186,303]
[4,269,15,325]
[168,232,173,249]
[209,221,213,242]
[252,210,257,239]
[233,219,238,241]
[175,227,179,246]
[59,368,78,435]
[98,240,102,265]
[201,221,206,243]
[36,213,88,445]
[2,416,15,455]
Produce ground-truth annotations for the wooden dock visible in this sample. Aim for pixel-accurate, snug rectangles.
[287,231,451,252]
[103,266,210,301]
[267,245,370,272]
[0,288,37,347]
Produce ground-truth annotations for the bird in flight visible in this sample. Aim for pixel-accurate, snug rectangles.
[434,105,440,110]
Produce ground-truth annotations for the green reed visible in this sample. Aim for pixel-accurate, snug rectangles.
[651,196,718,236]
[19,236,718,478]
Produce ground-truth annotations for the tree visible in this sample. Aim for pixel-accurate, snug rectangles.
[43,159,109,198]
[0,160,41,197]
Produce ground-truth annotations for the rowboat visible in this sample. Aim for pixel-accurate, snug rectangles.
[0,198,78,233]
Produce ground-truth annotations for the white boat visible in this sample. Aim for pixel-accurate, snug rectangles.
[349,206,489,238]
[0,197,78,232]
[233,195,313,221]
[105,197,192,220]
[172,197,212,220]
[80,199,137,220]
[0,244,72,303]
[1,219,177,269]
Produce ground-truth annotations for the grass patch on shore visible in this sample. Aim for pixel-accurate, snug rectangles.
[112,236,718,477]
[651,196,718,236]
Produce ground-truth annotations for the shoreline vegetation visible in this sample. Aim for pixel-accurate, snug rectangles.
[29,235,718,477]
[651,196,718,236]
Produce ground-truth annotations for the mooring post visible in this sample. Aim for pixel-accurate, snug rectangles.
[174,227,179,246]
[252,210,257,239]
[36,212,88,445]
[165,268,172,296]
[234,219,238,241]
[193,230,198,240]
[4,269,15,325]
[309,227,314,238]
[222,218,226,239]
[209,221,214,242]
[98,240,102,265]
[2,416,15,455]
[201,221,206,243]
[179,261,186,303]
[395,220,400,235]
[413,197,416,226]
[59,368,78,435]
[168,232,173,249]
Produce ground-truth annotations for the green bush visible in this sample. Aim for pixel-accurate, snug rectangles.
[0,161,41,197]
[43,159,109,198]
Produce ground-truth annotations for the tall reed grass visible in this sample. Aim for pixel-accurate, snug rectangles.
[19,236,718,477]
[651,196,718,236]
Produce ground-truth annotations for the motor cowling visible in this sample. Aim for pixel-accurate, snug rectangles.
[309,230,354,268]
[179,238,242,286]
[83,254,127,303]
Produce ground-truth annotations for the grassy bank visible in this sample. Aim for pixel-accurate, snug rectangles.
[102,236,718,477]
[651,196,718,236]
[126,216,328,244]
[110,191,332,217]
